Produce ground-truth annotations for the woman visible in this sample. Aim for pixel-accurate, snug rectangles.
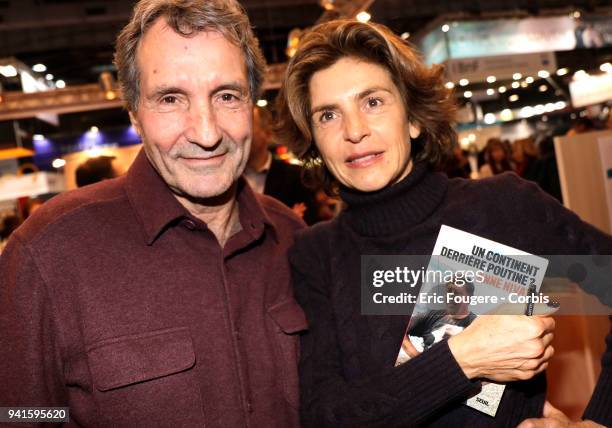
[276,20,612,427]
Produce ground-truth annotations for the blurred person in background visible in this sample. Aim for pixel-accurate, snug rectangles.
[533,136,563,202]
[442,142,471,179]
[512,137,538,180]
[0,214,21,254]
[75,155,118,187]
[245,106,320,224]
[479,137,513,178]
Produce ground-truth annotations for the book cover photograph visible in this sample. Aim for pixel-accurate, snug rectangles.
[395,225,549,417]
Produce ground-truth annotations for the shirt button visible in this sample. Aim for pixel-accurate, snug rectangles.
[184,220,196,230]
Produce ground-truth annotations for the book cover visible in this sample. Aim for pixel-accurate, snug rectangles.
[394,225,549,417]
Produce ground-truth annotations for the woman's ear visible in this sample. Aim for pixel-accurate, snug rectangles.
[409,122,421,139]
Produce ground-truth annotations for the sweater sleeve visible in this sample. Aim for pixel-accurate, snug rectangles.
[0,234,67,413]
[517,176,612,425]
[290,231,478,428]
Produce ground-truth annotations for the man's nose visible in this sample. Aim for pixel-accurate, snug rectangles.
[185,102,223,148]
[342,110,370,144]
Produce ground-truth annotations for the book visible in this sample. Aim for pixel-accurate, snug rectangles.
[394,225,549,417]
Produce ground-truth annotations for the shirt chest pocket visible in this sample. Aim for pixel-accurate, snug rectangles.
[86,326,205,427]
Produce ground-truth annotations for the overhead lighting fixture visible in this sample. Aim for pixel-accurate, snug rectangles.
[55,79,66,89]
[319,0,335,10]
[90,126,99,133]
[445,81,455,89]
[520,106,534,118]
[486,76,496,83]
[45,73,54,81]
[401,32,410,40]
[509,94,519,102]
[498,86,507,93]
[441,24,450,32]
[33,134,45,141]
[600,63,612,73]
[534,104,546,115]
[32,63,47,73]
[52,158,66,169]
[486,88,495,96]
[468,133,476,142]
[256,99,268,107]
[0,65,18,78]
[555,101,567,110]
[484,113,496,125]
[463,91,472,98]
[556,68,569,76]
[520,82,528,88]
[574,70,590,81]
[500,109,513,121]
[525,76,534,84]
[573,10,581,19]
[512,73,522,80]
[539,84,548,92]
[511,82,520,89]
[538,70,550,79]
[459,78,469,86]
[356,11,371,22]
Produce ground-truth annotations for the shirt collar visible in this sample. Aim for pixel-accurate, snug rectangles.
[125,149,278,245]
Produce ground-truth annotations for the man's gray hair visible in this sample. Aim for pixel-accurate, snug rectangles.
[114,0,266,111]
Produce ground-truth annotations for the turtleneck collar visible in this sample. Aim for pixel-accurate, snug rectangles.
[339,161,448,237]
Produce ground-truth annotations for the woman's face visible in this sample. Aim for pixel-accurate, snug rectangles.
[308,57,420,192]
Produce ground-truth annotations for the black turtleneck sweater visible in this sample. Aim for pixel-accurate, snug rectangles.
[289,162,612,427]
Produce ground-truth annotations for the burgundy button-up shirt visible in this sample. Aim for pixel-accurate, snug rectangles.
[0,150,307,427]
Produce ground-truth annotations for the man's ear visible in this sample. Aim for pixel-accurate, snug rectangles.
[128,111,143,137]
[409,122,421,140]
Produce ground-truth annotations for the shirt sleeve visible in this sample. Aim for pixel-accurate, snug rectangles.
[289,233,479,428]
[0,234,67,411]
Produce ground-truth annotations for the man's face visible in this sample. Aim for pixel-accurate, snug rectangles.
[308,57,420,192]
[130,19,253,200]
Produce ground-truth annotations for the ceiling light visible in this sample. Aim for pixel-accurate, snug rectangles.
[538,70,550,79]
[500,109,513,121]
[401,32,410,40]
[33,134,45,141]
[486,76,496,83]
[441,24,450,32]
[513,73,522,80]
[52,158,66,169]
[32,63,47,73]
[463,91,472,98]
[498,86,507,93]
[600,63,612,73]
[511,82,520,89]
[45,73,54,80]
[90,126,99,133]
[539,84,548,92]
[445,81,455,89]
[484,113,496,124]
[525,76,534,84]
[55,79,66,89]
[509,94,519,102]
[459,78,469,86]
[574,70,589,80]
[573,10,581,19]
[486,88,495,96]
[520,82,528,88]
[256,99,268,107]
[0,65,18,78]
[556,68,569,76]
[356,11,371,22]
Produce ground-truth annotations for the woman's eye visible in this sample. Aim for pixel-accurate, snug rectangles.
[320,111,335,122]
[367,97,382,108]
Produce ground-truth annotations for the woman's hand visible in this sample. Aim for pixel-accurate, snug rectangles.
[447,314,555,381]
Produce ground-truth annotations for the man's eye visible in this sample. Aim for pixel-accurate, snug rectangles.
[161,95,177,104]
[221,93,238,102]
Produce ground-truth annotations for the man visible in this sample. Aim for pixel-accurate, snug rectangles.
[0,1,306,426]
[244,106,319,224]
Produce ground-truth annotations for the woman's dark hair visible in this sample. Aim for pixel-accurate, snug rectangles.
[276,19,457,193]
